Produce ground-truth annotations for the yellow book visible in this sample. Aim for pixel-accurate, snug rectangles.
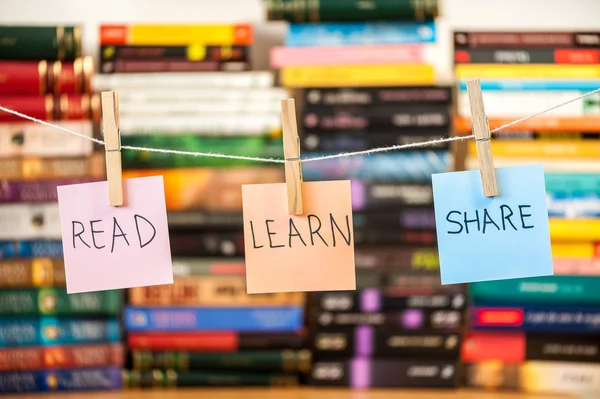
[456,64,600,78]
[468,141,600,158]
[281,64,435,87]
[549,219,600,241]
[100,24,252,46]
[551,242,598,258]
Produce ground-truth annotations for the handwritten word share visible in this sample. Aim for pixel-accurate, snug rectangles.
[57,176,173,293]
[432,164,553,285]
[242,180,356,294]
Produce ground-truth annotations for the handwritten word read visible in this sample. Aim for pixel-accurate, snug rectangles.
[432,164,553,285]
[242,181,356,294]
[57,176,173,294]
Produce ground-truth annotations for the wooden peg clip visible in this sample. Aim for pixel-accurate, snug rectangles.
[466,79,499,197]
[281,98,303,215]
[101,91,124,206]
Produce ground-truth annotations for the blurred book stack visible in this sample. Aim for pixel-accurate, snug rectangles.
[0,25,123,394]
[453,30,600,395]
[93,23,307,390]
[266,0,465,389]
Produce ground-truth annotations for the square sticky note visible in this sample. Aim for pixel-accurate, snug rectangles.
[242,180,356,294]
[57,175,173,293]
[432,164,553,285]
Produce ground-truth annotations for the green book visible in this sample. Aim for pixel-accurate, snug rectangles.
[544,173,600,194]
[132,350,312,373]
[469,276,600,305]
[0,25,81,60]
[121,135,283,168]
[123,369,299,388]
[0,288,121,316]
[266,0,438,22]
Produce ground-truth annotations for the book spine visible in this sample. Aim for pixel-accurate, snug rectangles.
[92,71,274,90]
[456,64,600,79]
[0,343,124,371]
[123,369,298,388]
[131,350,311,372]
[545,173,600,194]
[0,258,65,287]
[118,115,281,135]
[455,116,600,133]
[270,44,424,67]
[310,291,465,312]
[457,90,600,118]
[117,99,282,116]
[0,60,48,95]
[355,208,436,231]
[385,271,464,294]
[461,332,526,363]
[469,276,600,304]
[301,152,450,183]
[457,79,600,91]
[308,358,459,388]
[266,0,439,22]
[0,367,122,393]
[168,212,244,229]
[527,334,600,363]
[0,178,100,203]
[468,140,600,158]
[123,306,304,332]
[302,131,450,154]
[454,31,600,49]
[0,204,61,240]
[285,21,436,46]
[0,95,54,122]
[0,240,63,259]
[465,156,600,174]
[99,24,253,45]
[123,167,284,213]
[50,57,94,95]
[311,309,463,330]
[128,332,305,351]
[0,288,121,316]
[102,59,250,74]
[169,231,245,257]
[170,258,246,277]
[0,26,81,60]
[312,328,461,357]
[58,93,101,121]
[304,86,452,106]
[0,155,104,180]
[129,277,305,306]
[0,318,121,347]
[455,48,600,64]
[100,44,249,62]
[281,64,435,87]
[553,258,600,275]
[113,87,290,103]
[355,229,438,247]
[302,105,451,131]
[350,182,434,211]
[0,121,94,158]
[465,361,600,393]
[470,306,600,332]
[355,246,439,271]
[120,135,282,169]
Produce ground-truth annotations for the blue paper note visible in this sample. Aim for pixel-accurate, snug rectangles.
[432,164,553,285]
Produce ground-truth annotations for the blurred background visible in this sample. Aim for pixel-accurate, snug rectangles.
[1,0,600,397]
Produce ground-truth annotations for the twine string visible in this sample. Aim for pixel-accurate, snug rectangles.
[0,86,598,164]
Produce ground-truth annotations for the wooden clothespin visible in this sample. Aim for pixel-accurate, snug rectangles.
[466,79,498,197]
[281,98,303,215]
[101,91,124,206]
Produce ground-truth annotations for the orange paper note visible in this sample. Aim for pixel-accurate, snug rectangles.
[242,180,356,294]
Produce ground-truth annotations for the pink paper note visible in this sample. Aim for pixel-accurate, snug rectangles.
[242,180,356,294]
[57,175,173,293]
